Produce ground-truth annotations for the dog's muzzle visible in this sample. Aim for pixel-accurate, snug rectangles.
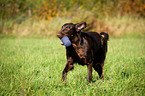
[60,36,72,47]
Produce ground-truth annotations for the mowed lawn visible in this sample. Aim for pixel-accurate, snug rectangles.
[0,37,144,95]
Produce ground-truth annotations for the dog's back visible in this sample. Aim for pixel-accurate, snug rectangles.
[82,31,109,63]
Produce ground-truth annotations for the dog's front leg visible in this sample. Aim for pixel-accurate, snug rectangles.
[62,58,74,81]
[87,62,93,82]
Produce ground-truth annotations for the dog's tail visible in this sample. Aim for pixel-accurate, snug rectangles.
[100,32,109,41]
[100,32,109,51]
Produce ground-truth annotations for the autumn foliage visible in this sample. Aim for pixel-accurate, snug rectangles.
[0,0,145,37]
[0,0,145,20]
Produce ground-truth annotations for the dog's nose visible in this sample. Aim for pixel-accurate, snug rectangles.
[57,33,62,38]
[57,33,61,37]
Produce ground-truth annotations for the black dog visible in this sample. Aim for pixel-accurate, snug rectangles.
[57,22,109,82]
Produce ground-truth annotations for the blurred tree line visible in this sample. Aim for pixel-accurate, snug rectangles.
[0,0,145,20]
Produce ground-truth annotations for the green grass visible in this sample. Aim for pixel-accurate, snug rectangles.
[0,37,145,95]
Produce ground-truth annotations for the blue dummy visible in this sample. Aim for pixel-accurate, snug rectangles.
[60,36,72,47]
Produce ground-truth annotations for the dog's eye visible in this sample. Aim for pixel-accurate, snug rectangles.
[65,27,70,30]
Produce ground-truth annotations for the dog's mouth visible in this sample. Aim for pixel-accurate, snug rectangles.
[60,41,64,45]
[59,36,72,47]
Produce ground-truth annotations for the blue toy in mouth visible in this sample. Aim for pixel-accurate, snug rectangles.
[60,36,72,47]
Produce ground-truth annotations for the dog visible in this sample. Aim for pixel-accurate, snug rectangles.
[57,22,109,82]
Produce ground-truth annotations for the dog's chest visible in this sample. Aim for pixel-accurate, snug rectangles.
[72,39,88,59]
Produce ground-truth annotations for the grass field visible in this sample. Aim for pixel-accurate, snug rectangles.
[0,37,145,95]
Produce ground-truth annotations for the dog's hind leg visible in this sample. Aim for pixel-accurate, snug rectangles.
[87,63,93,82]
[93,63,104,79]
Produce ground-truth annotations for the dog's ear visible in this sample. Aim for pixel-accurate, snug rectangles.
[75,22,87,32]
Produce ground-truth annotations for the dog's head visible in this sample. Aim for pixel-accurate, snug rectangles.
[57,22,87,47]
[57,22,87,39]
